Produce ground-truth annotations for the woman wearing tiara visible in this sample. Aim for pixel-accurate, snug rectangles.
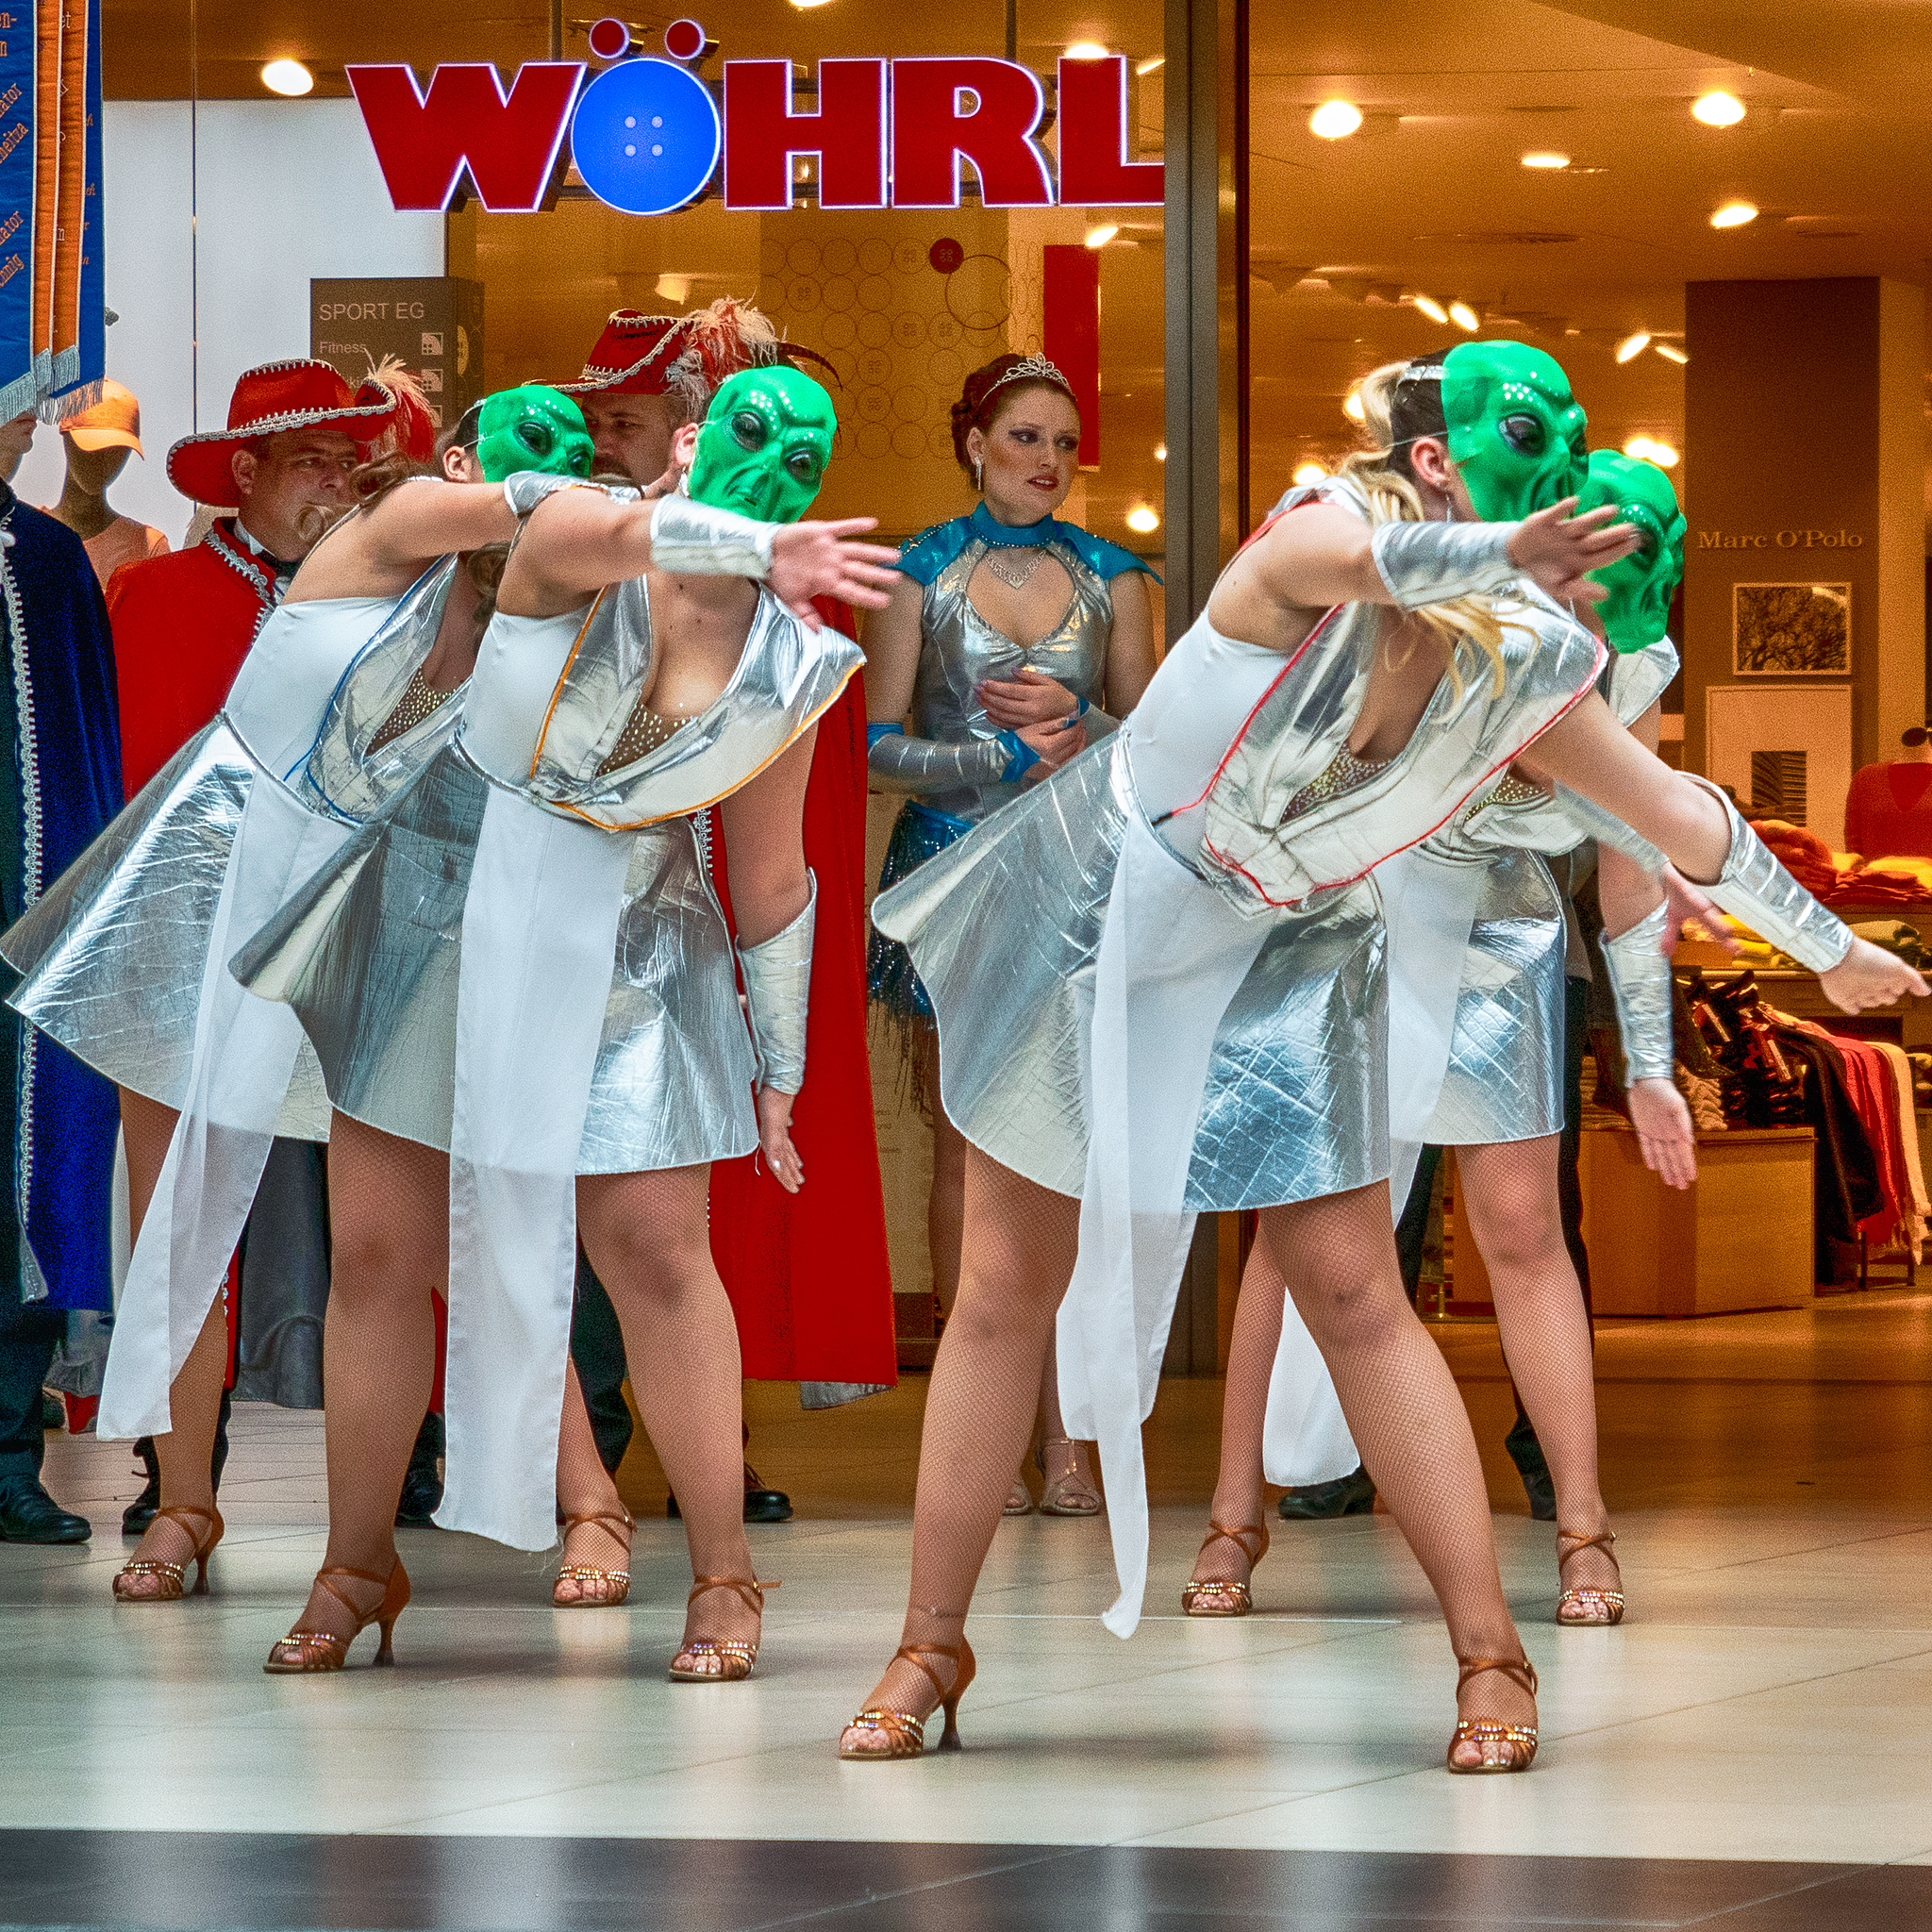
[864,352,1158,1516]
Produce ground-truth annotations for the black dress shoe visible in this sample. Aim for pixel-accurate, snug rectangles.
[0,1477,92,1544]
[1277,1467,1377,1520]
[395,1411,445,1527]
[666,1463,795,1524]
[122,1438,161,1536]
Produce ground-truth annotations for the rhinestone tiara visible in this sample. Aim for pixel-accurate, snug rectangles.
[986,353,1074,397]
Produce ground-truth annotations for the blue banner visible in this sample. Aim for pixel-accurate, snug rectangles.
[0,4,34,418]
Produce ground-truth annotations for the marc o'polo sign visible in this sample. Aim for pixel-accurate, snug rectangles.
[348,18,1162,220]
[1696,528,1866,551]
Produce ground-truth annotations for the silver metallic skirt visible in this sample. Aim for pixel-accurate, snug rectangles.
[232,741,758,1174]
[874,741,1387,1211]
[1420,848,1565,1147]
[1,721,331,1138]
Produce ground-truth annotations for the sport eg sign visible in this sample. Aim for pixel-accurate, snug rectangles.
[348,19,1163,220]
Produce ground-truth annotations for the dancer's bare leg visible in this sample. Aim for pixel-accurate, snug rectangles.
[277,1112,443,1643]
[1456,1137,1619,1607]
[1257,1186,1534,1766]
[116,1089,230,1595]
[576,1164,761,1668]
[554,1358,633,1605]
[841,1150,1079,1752]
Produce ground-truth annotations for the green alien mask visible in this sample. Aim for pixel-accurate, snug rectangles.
[1441,341,1590,523]
[687,366,837,525]
[1577,449,1686,654]
[474,385,593,484]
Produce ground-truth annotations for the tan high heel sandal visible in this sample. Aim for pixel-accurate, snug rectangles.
[1446,1656,1539,1774]
[553,1507,634,1608]
[1036,1438,1102,1517]
[263,1560,411,1674]
[1556,1526,1625,1626]
[839,1639,977,1759]
[112,1503,223,1603]
[1181,1519,1269,1617]
[668,1574,777,1681]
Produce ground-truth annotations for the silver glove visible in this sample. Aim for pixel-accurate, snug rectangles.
[503,472,602,517]
[1370,519,1518,610]
[868,728,1011,792]
[1601,903,1676,1084]
[649,494,776,579]
[1552,782,1665,874]
[739,872,815,1093]
[1684,775,1853,973]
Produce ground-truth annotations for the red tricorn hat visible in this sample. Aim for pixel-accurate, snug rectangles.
[166,358,401,508]
[557,310,691,398]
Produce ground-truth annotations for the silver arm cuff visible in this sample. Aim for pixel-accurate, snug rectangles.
[1370,519,1518,609]
[502,472,593,518]
[868,730,1010,792]
[648,494,776,579]
[1601,904,1676,1084]
[1686,775,1854,973]
[739,873,815,1093]
[1552,783,1665,874]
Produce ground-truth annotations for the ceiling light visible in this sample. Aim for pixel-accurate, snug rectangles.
[1084,223,1119,248]
[1449,301,1481,332]
[260,58,313,96]
[1521,151,1570,170]
[1292,461,1329,487]
[1411,293,1449,324]
[655,272,691,303]
[1623,436,1679,467]
[1654,341,1689,365]
[1710,199,1757,228]
[1064,41,1109,60]
[1136,56,1165,75]
[1692,91,1745,127]
[1125,505,1160,534]
[1342,390,1366,424]
[1309,99,1363,140]
[1614,330,1652,363]
[1154,442,1167,461]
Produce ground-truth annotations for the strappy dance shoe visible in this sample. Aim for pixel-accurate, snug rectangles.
[112,1504,224,1602]
[1446,1655,1539,1774]
[1003,1476,1034,1516]
[1036,1438,1102,1517]
[263,1560,411,1673]
[668,1574,776,1681]
[1556,1526,1625,1625]
[839,1640,977,1759]
[553,1507,634,1607]
[1181,1519,1269,1617]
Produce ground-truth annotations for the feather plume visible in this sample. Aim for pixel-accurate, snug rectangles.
[364,355,439,460]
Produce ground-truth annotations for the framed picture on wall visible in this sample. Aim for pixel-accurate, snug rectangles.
[1732,581,1851,676]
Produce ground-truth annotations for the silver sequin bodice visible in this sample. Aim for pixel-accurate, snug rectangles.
[912,534,1114,822]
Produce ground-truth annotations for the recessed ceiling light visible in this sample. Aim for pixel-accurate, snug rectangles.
[1342,389,1366,424]
[1309,100,1363,140]
[655,273,691,303]
[260,58,313,96]
[1623,435,1679,467]
[1449,301,1481,332]
[1614,330,1652,363]
[1125,505,1160,533]
[1084,224,1119,249]
[1692,91,1745,126]
[1292,462,1329,487]
[1411,293,1449,324]
[1154,442,1167,461]
[1654,342,1689,365]
[1521,151,1570,170]
[1064,41,1109,60]
[1136,55,1165,75]
[1710,200,1758,228]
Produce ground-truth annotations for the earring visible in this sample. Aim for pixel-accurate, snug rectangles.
[973,458,984,492]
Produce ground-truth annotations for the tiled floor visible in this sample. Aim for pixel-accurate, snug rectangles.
[2,1289,1929,1926]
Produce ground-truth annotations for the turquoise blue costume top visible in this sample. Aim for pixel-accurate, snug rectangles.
[867,503,1156,1025]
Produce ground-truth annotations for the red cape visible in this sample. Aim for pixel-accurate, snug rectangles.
[707,601,897,1388]
[105,525,274,791]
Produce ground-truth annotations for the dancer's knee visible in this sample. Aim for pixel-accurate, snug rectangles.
[329,1212,443,1312]
[1287,1265,1412,1353]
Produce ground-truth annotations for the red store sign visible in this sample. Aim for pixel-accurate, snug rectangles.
[350,25,1163,220]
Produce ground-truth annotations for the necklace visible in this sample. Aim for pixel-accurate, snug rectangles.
[984,546,1044,591]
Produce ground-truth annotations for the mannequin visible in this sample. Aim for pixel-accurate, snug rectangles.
[1843,725,1932,861]
[40,381,170,587]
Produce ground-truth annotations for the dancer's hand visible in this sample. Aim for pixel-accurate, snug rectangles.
[1660,866,1740,954]
[636,460,682,502]
[979,666,1079,728]
[1506,501,1641,605]
[1819,937,1928,1012]
[1627,1078,1697,1190]
[756,1087,804,1192]
[768,520,902,626]
[1016,714,1086,777]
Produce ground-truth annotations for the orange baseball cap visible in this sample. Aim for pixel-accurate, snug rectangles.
[62,379,143,457]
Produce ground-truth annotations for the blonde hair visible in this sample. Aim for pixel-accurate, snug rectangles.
[1334,360,1514,697]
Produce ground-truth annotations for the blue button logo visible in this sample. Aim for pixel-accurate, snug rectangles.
[571,58,721,217]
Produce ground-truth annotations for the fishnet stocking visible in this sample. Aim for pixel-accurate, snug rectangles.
[554,1357,631,1603]
[116,1089,231,1596]
[841,1149,1079,1750]
[1456,1136,1618,1602]
[916,1031,968,1317]
[576,1162,759,1668]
